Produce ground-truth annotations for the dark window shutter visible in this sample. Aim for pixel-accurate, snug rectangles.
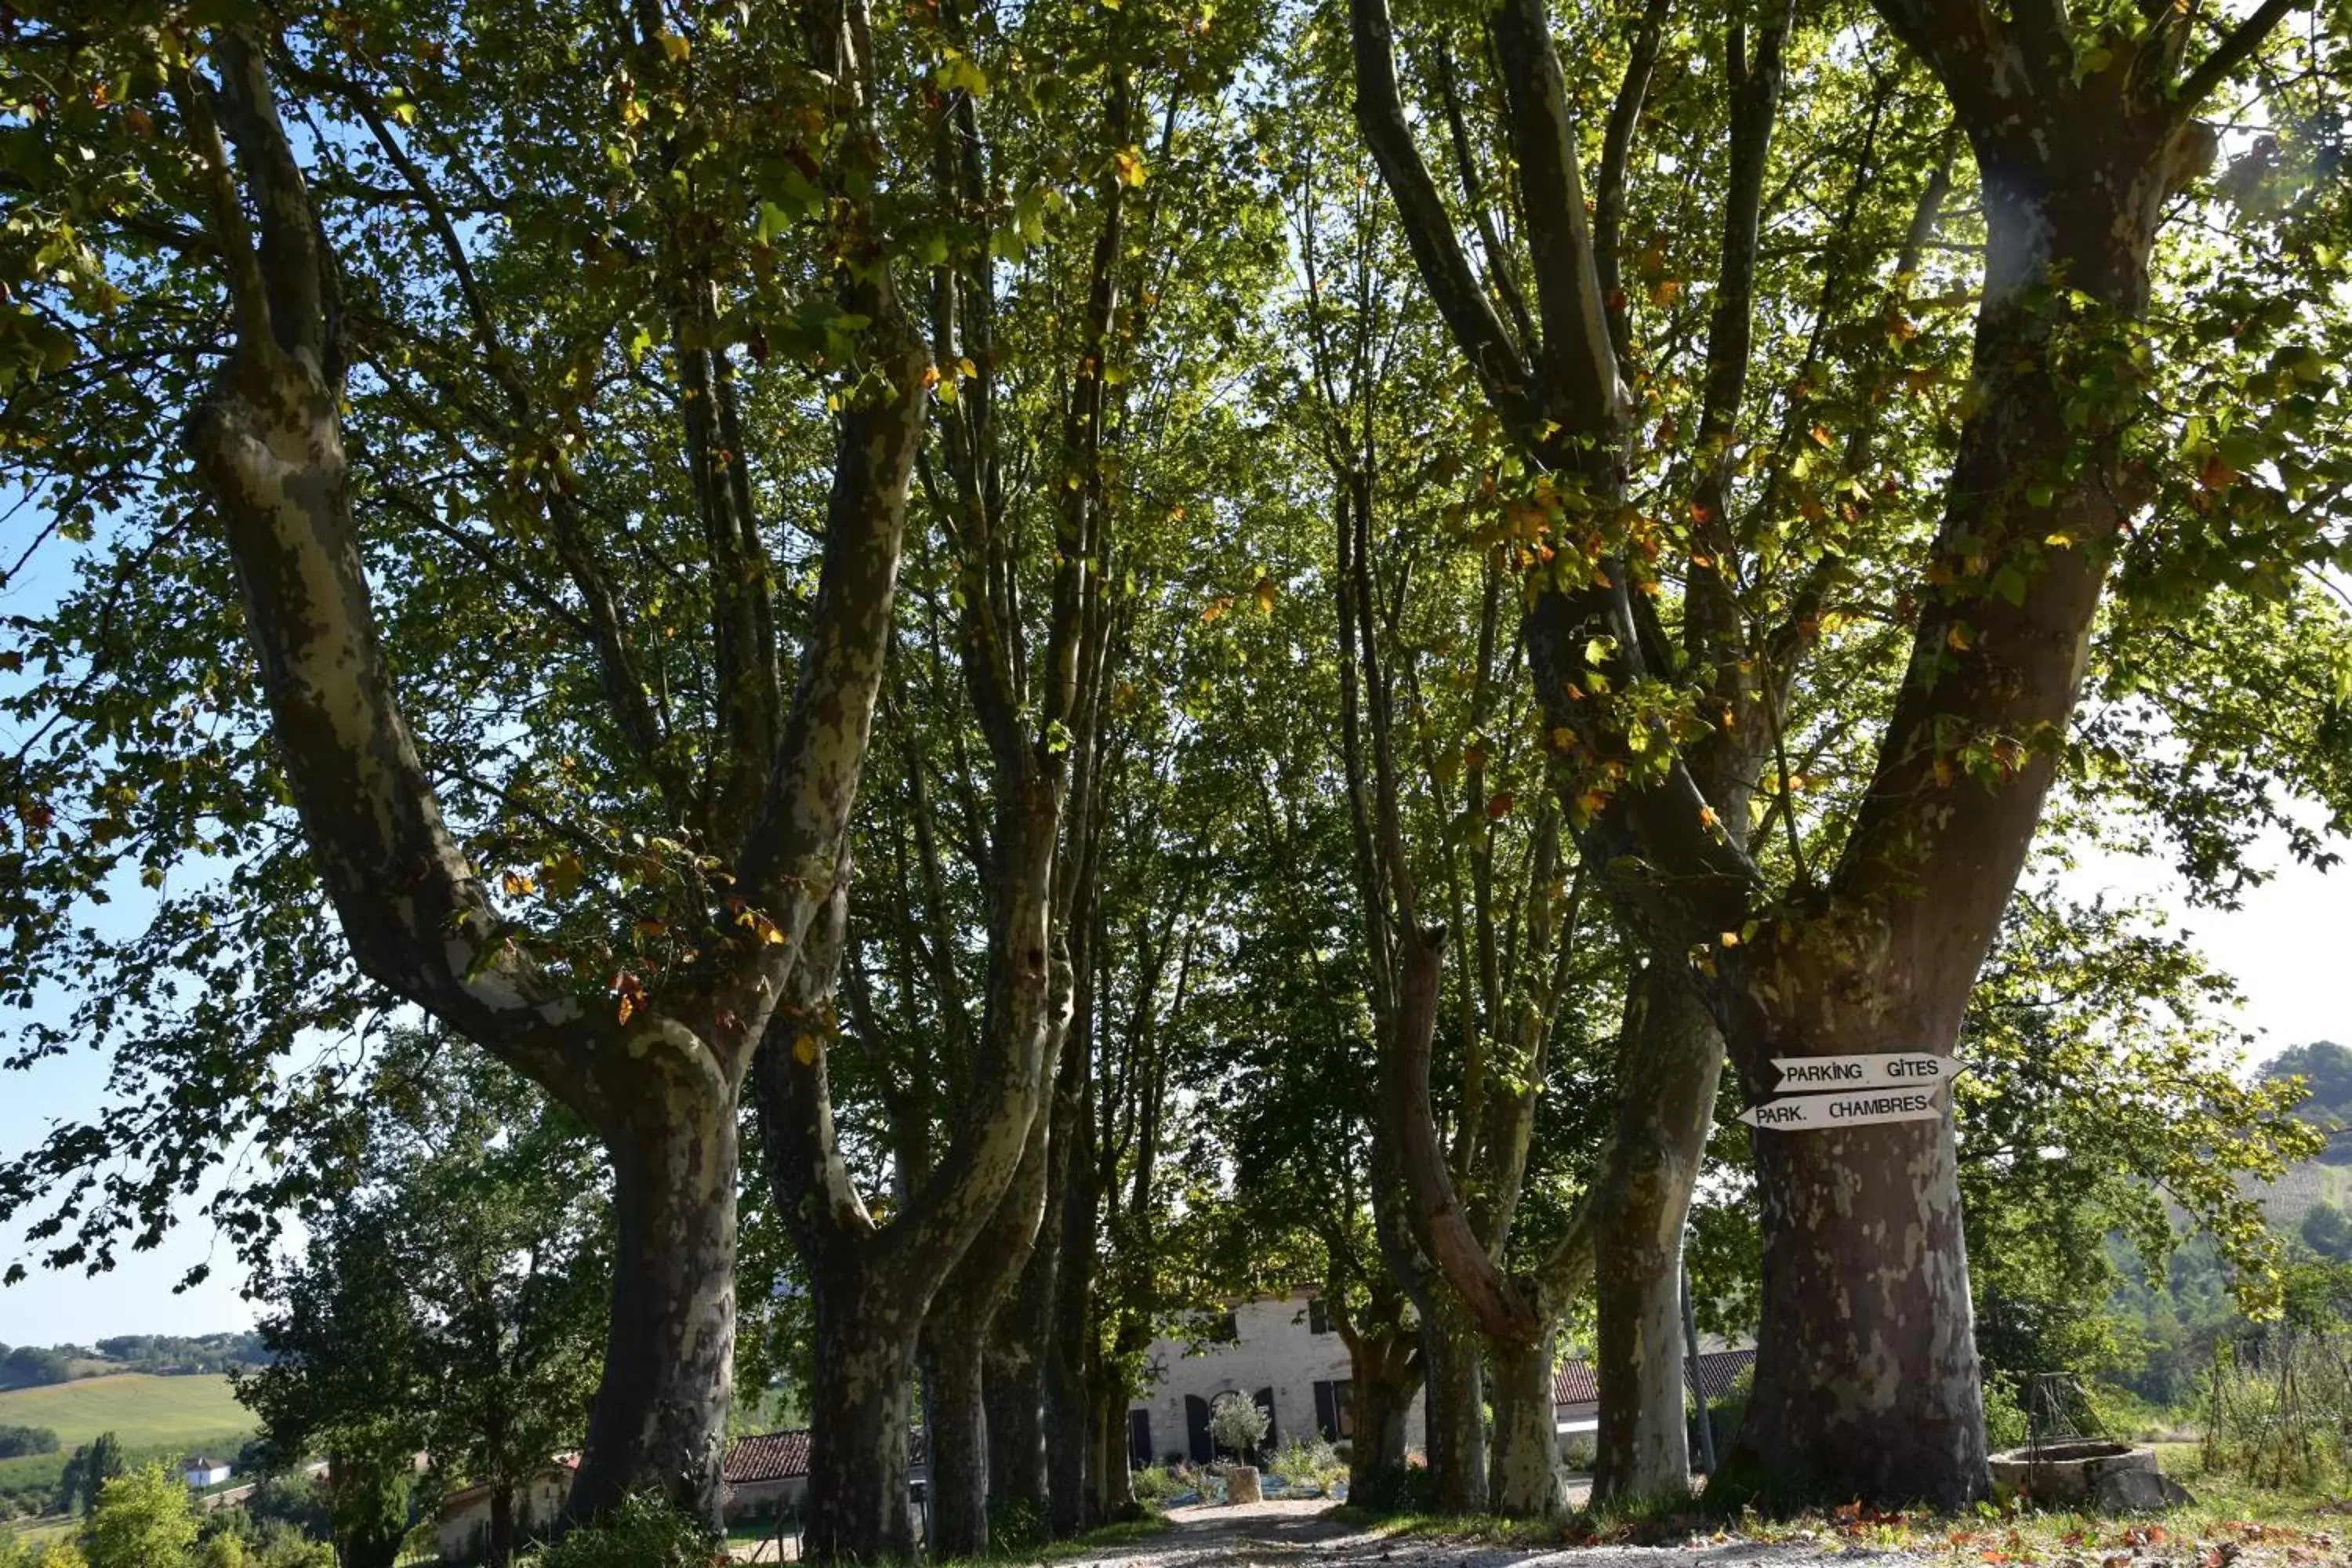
[1128,1409,1153,1469]
[1313,1381,1338,1440]
[1309,1298,1331,1334]
[1184,1395,1213,1465]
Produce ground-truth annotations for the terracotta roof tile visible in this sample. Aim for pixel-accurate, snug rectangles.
[1554,1348,1755,1405]
[724,1431,811,1484]
[723,1429,928,1485]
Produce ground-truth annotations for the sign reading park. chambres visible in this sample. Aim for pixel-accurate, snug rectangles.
[1737,1053,1955,1131]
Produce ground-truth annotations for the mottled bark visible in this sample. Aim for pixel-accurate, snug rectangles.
[572,1079,738,1520]
[1486,1330,1562,1517]
[1589,971,1722,1503]
[806,1267,924,1562]
[1090,1375,1135,1521]
[924,1119,1051,1558]
[1348,1346,1419,1505]
[924,1318,989,1558]
[1419,1298,1486,1512]
[1045,1096,1096,1537]
[984,1313,1049,1518]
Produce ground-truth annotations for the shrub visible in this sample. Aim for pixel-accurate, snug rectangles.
[81,1464,198,1568]
[1265,1438,1345,1493]
[1128,1465,1180,1504]
[0,1428,58,1461]
[987,1492,1048,1551]
[524,1495,719,1568]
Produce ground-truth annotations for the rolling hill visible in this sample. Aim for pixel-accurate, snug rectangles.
[0,1373,251,1452]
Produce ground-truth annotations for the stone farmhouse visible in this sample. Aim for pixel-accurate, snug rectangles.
[1130,1290,1756,1468]
[1127,1290,1426,1466]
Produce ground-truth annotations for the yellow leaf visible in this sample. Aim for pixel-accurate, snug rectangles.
[1112,146,1147,187]
[793,1033,820,1065]
[656,28,691,61]
[957,356,978,379]
[1253,576,1277,614]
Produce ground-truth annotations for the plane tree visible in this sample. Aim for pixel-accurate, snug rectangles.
[1345,0,2347,1501]
[1,0,927,1522]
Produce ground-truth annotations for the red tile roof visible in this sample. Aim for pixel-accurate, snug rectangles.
[1554,1348,1755,1406]
[723,1429,928,1485]
[724,1431,811,1484]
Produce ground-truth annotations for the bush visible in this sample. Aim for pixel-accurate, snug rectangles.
[987,1492,1048,1550]
[523,1495,719,1568]
[0,1429,58,1461]
[82,1463,199,1568]
[1265,1438,1345,1494]
[2203,1334,2352,1489]
[1129,1465,1180,1504]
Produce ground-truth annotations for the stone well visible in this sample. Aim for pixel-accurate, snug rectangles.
[1987,1440,2160,1506]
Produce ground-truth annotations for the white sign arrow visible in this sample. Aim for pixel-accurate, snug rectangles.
[1737,1087,1945,1132]
[1772,1052,1951,1094]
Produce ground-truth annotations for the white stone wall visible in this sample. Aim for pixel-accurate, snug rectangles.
[1128,1292,1425,1465]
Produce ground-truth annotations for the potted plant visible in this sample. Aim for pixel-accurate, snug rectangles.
[1208,1392,1271,1504]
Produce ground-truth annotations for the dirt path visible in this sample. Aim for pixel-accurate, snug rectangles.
[1054,1501,1934,1568]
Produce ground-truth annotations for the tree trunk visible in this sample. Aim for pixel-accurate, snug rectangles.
[1590,970,1721,1504]
[1419,1298,1485,1512]
[924,1316,989,1558]
[1046,1057,1096,1537]
[1091,1379,1136,1521]
[572,1088,737,1526]
[489,1486,515,1568]
[1724,170,2163,1508]
[1485,1330,1560,1517]
[925,1113,1053,1558]
[804,1259,924,1563]
[984,1321,1049,1521]
[1044,1271,1092,1536]
[1349,1349,1417,1506]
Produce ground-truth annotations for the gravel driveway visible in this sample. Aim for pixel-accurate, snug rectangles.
[1054,1500,1934,1568]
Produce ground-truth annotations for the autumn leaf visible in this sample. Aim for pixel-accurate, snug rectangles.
[1112,146,1148,187]
[1253,576,1277,614]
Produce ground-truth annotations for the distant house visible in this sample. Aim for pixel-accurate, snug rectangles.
[181,1456,231,1489]
[1551,1345,1757,1436]
[433,1458,577,1566]
[721,1429,927,1526]
[1127,1290,1426,1467]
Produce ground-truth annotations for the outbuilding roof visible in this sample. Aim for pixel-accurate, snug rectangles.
[1554,1347,1755,1406]
[723,1428,928,1485]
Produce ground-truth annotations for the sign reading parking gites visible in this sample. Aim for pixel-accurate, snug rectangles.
[1770,1053,1948,1094]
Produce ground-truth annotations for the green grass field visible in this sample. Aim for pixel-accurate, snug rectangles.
[0,1373,252,1451]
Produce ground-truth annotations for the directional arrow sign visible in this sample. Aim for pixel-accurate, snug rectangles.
[1772,1052,1951,1094]
[1738,1087,1944,1131]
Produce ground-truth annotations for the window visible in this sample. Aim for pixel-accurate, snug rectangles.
[1312,1378,1356,1442]
[1308,1298,1332,1335]
[1217,1311,1239,1342]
